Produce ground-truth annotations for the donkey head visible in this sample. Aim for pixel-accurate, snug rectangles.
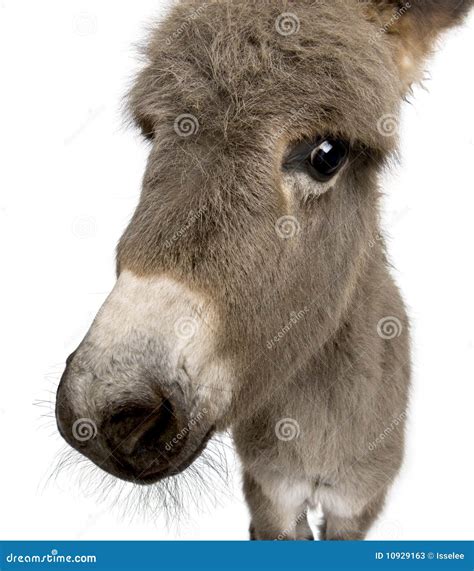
[56,0,471,484]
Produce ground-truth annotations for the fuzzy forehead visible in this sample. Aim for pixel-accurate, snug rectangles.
[130,0,401,151]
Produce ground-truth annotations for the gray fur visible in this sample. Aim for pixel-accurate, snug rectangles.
[56,0,472,540]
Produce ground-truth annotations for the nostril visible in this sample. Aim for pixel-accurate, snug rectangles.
[103,399,182,460]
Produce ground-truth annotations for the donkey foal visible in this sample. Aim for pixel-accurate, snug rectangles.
[56,0,473,540]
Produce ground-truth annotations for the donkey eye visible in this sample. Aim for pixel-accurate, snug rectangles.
[307,138,349,182]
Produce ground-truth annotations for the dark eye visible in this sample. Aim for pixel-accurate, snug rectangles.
[307,138,349,182]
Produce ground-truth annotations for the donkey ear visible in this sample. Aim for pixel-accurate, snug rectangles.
[365,0,473,90]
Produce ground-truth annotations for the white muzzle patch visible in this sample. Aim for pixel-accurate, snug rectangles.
[68,270,233,419]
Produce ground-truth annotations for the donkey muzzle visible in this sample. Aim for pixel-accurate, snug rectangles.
[55,364,214,484]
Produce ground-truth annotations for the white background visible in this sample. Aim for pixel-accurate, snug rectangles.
[0,1,473,540]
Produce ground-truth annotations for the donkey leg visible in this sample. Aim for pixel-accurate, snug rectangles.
[294,509,314,541]
[249,511,313,540]
[319,489,386,541]
[243,471,312,540]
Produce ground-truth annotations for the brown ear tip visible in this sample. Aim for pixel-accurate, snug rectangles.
[410,0,474,23]
[378,0,474,22]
